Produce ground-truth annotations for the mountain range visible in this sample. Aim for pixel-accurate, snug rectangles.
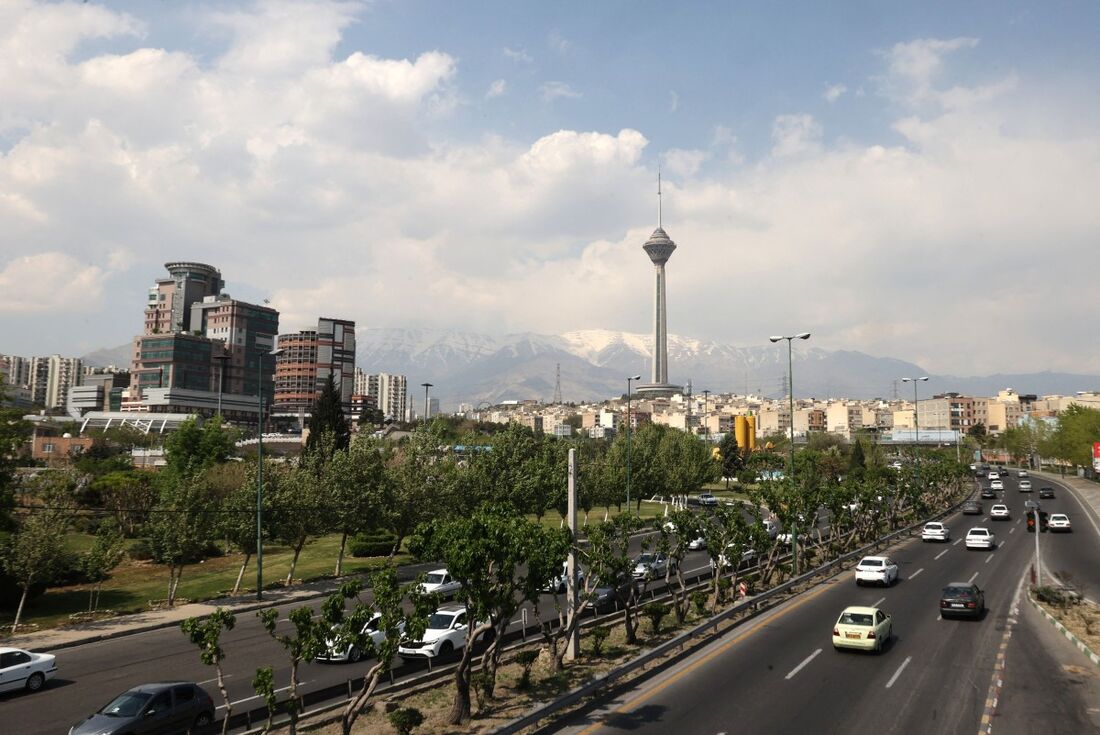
[83,328,1100,409]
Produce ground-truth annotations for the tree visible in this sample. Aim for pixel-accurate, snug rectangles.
[699,504,764,608]
[267,457,328,586]
[257,606,325,735]
[383,423,457,555]
[163,417,236,475]
[91,471,157,537]
[181,609,236,735]
[1045,405,1100,469]
[583,514,644,643]
[306,375,350,455]
[653,509,701,622]
[717,433,743,489]
[0,388,32,532]
[147,472,218,607]
[3,471,78,631]
[326,437,387,576]
[659,426,717,497]
[848,439,866,475]
[222,466,269,596]
[81,519,125,612]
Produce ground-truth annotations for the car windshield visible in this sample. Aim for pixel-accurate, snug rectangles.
[100,691,153,718]
[969,530,988,536]
[636,554,655,564]
[944,586,974,597]
[426,613,456,630]
[425,573,445,585]
[839,612,873,626]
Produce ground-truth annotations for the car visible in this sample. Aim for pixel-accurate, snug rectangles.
[543,562,586,593]
[590,575,635,613]
[321,612,404,663]
[1026,510,1050,532]
[1024,499,1042,510]
[698,493,719,507]
[854,556,899,586]
[418,569,462,599]
[969,463,978,472]
[0,647,57,694]
[965,527,996,550]
[962,500,983,515]
[1048,513,1073,532]
[990,479,1004,491]
[989,504,1011,521]
[987,471,1000,481]
[980,487,997,499]
[711,546,758,570]
[832,606,893,653]
[1018,479,1032,492]
[69,682,215,735]
[398,604,487,659]
[760,517,780,539]
[687,535,706,550]
[921,522,950,542]
[1039,487,1055,499]
[632,553,672,580]
[940,582,985,619]
[1018,469,1029,478]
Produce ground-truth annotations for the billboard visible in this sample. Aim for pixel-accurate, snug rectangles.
[1094,442,1100,472]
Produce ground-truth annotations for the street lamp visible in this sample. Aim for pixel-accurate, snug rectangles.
[256,345,284,601]
[626,375,641,514]
[770,332,810,575]
[901,376,930,491]
[421,382,433,422]
[213,350,230,419]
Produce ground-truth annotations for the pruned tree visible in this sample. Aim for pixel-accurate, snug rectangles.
[181,608,236,735]
[583,513,644,642]
[326,437,386,576]
[81,518,125,612]
[699,504,764,608]
[653,509,701,622]
[257,606,325,735]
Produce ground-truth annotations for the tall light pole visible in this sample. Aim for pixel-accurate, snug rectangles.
[420,382,433,422]
[702,389,710,445]
[626,375,641,514]
[770,332,810,575]
[256,346,284,600]
[902,376,930,491]
[214,351,230,419]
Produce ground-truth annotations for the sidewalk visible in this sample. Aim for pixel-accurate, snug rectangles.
[4,560,440,653]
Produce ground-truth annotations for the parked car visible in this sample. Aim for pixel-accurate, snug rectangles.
[832,606,892,653]
[632,553,672,581]
[320,612,404,663]
[418,569,462,599]
[69,682,214,735]
[965,527,996,550]
[1048,513,1073,532]
[962,501,983,515]
[590,575,635,613]
[854,556,899,587]
[1039,487,1055,499]
[698,493,719,507]
[921,522,950,542]
[1018,479,1032,492]
[989,504,1011,521]
[398,604,487,659]
[0,647,56,694]
[940,583,985,619]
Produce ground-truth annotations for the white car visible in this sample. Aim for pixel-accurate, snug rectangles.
[1048,513,1073,532]
[990,504,1011,521]
[1018,469,1029,478]
[698,493,719,507]
[1018,479,1032,492]
[832,606,893,653]
[760,518,780,539]
[419,569,462,599]
[543,562,585,593]
[398,604,486,659]
[321,612,404,663]
[0,647,57,693]
[965,527,996,550]
[987,471,1000,481]
[854,556,898,587]
[632,553,672,580]
[687,535,706,550]
[712,546,757,570]
[990,479,1004,491]
[921,522,950,542]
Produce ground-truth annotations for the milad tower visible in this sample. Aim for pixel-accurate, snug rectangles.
[636,177,682,397]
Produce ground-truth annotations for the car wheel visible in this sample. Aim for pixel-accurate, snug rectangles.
[25,672,45,693]
[440,641,454,655]
[193,711,214,730]
[348,646,362,663]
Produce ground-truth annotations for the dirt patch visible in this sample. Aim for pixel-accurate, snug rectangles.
[1036,597,1100,658]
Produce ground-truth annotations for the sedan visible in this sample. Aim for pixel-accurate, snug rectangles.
[990,479,1004,491]
[698,493,719,507]
[320,612,404,663]
[419,569,462,599]
[1039,487,1055,499]
[0,647,56,694]
[921,522,950,542]
[69,682,215,735]
[1048,513,1073,532]
[989,504,1011,521]
[632,553,672,580]
[832,606,892,653]
[965,527,996,550]
[940,583,985,619]
[855,556,899,587]
[687,535,706,550]
[962,501,983,515]
[980,488,997,499]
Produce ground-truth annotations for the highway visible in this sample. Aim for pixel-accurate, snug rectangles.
[556,472,1100,735]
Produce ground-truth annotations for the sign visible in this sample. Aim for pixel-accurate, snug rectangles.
[1093,442,1100,472]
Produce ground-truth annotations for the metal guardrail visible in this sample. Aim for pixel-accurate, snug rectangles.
[494,487,973,734]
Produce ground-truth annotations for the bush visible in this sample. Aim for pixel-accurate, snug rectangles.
[589,625,610,657]
[692,590,708,616]
[50,550,91,587]
[128,539,153,561]
[643,601,668,635]
[387,706,424,735]
[514,649,540,690]
[349,530,398,558]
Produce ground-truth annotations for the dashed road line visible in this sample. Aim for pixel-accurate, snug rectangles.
[985,554,994,564]
[872,596,886,608]
[785,648,822,680]
[910,567,924,579]
[953,539,962,546]
[1009,527,1015,534]
[968,571,980,584]
[885,656,912,688]
[935,548,950,560]
[978,572,1025,734]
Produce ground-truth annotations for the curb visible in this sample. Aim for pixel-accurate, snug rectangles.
[1026,589,1100,667]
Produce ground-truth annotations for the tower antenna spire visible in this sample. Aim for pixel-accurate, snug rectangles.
[657,168,662,228]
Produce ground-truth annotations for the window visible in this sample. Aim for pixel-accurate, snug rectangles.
[173,685,195,704]
[42,443,54,453]
[145,691,172,716]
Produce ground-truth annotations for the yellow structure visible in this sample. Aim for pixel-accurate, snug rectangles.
[734,415,749,451]
[746,415,757,450]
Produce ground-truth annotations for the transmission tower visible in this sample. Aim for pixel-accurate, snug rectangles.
[553,363,562,405]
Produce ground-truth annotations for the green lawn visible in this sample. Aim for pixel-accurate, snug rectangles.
[6,533,413,632]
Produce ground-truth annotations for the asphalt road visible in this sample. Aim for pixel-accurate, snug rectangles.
[554,474,1100,735]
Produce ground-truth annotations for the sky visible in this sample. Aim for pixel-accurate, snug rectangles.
[1,0,1099,375]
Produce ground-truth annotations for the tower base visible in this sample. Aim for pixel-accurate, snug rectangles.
[635,383,683,398]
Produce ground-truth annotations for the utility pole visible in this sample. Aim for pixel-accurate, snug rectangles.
[1034,505,1043,587]
[565,448,579,661]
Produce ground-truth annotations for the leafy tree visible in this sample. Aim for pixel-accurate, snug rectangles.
[306,374,350,455]
[583,514,644,643]
[652,509,701,622]
[147,472,218,606]
[223,465,269,596]
[0,390,32,532]
[90,471,157,537]
[257,606,325,735]
[81,519,125,612]
[251,667,277,734]
[699,503,764,608]
[383,422,457,555]
[326,437,387,576]
[267,459,328,586]
[181,609,236,735]
[163,417,236,475]
[848,439,866,475]
[717,432,743,489]
[1043,405,1100,469]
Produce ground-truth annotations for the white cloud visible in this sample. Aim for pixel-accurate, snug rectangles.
[882,37,981,107]
[661,148,707,178]
[486,78,507,99]
[548,31,571,55]
[770,114,823,157]
[823,83,847,103]
[539,81,581,102]
[0,253,105,313]
[502,46,532,63]
[669,90,679,113]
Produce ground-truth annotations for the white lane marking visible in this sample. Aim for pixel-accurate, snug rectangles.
[985,554,994,564]
[872,596,886,608]
[935,548,950,560]
[785,648,822,680]
[1009,527,1015,534]
[910,567,924,580]
[968,571,980,584]
[885,656,913,688]
[953,538,962,546]
[937,614,942,621]
[1016,519,1021,526]
[223,681,308,709]
[199,674,232,685]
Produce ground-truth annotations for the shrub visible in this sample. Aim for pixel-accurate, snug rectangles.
[128,539,153,561]
[387,706,424,735]
[514,649,540,690]
[643,601,668,635]
[692,590,708,616]
[50,550,91,587]
[349,530,398,558]
[589,625,610,657]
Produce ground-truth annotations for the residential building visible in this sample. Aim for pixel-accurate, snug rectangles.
[29,356,50,405]
[371,373,408,422]
[144,261,224,335]
[273,318,356,419]
[45,355,83,410]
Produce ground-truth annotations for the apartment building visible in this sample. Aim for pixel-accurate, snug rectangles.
[273,318,356,418]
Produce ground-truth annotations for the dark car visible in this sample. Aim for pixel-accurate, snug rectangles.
[1039,487,1055,499]
[70,682,215,735]
[1026,511,1050,532]
[962,500,983,515]
[941,580,985,616]
[590,575,635,614]
[980,488,996,499]
[940,582,985,619]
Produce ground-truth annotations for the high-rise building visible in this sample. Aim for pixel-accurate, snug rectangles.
[273,318,356,419]
[45,355,82,410]
[637,179,682,397]
[144,261,224,335]
[366,372,407,422]
[29,356,50,405]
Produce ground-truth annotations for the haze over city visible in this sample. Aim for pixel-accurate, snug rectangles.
[2,0,1099,375]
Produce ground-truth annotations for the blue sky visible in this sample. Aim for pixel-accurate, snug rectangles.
[1,0,1099,375]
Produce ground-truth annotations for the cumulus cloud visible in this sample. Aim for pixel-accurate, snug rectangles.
[539,81,581,102]
[0,253,105,313]
[502,46,532,63]
[661,148,707,178]
[770,114,823,157]
[823,83,847,103]
[486,78,507,98]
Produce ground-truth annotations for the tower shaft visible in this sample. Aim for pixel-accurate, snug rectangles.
[652,263,668,385]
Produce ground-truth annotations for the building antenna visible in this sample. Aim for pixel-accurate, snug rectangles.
[553,362,563,405]
[657,168,663,228]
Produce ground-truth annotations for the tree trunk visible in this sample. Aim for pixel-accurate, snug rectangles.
[287,660,300,735]
[167,566,177,607]
[341,662,386,735]
[12,583,30,633]
[94,583,103,612]
[88,586,95,613]
[448,633,478,724]
[216,663,232,735]
[232,553,251,596]
[286,540,305,586]
[335,531,348,577]
[389,532,405,559]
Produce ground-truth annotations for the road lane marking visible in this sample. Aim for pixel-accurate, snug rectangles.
[885,656,912,688]
[1009,527,1015,534]
[199,674,232,685]
[910,567,924,579]
[968,571,980,584]
[935,549,950,560]
[223,681,308,709]
[785,648,822,680]
[985,554,994,564]
[937,614,942,621]
[872,596,886,608]
[953,539,962,546]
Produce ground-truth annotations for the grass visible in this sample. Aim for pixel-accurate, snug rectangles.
[531,503,671,531]
[3,533,414,632]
